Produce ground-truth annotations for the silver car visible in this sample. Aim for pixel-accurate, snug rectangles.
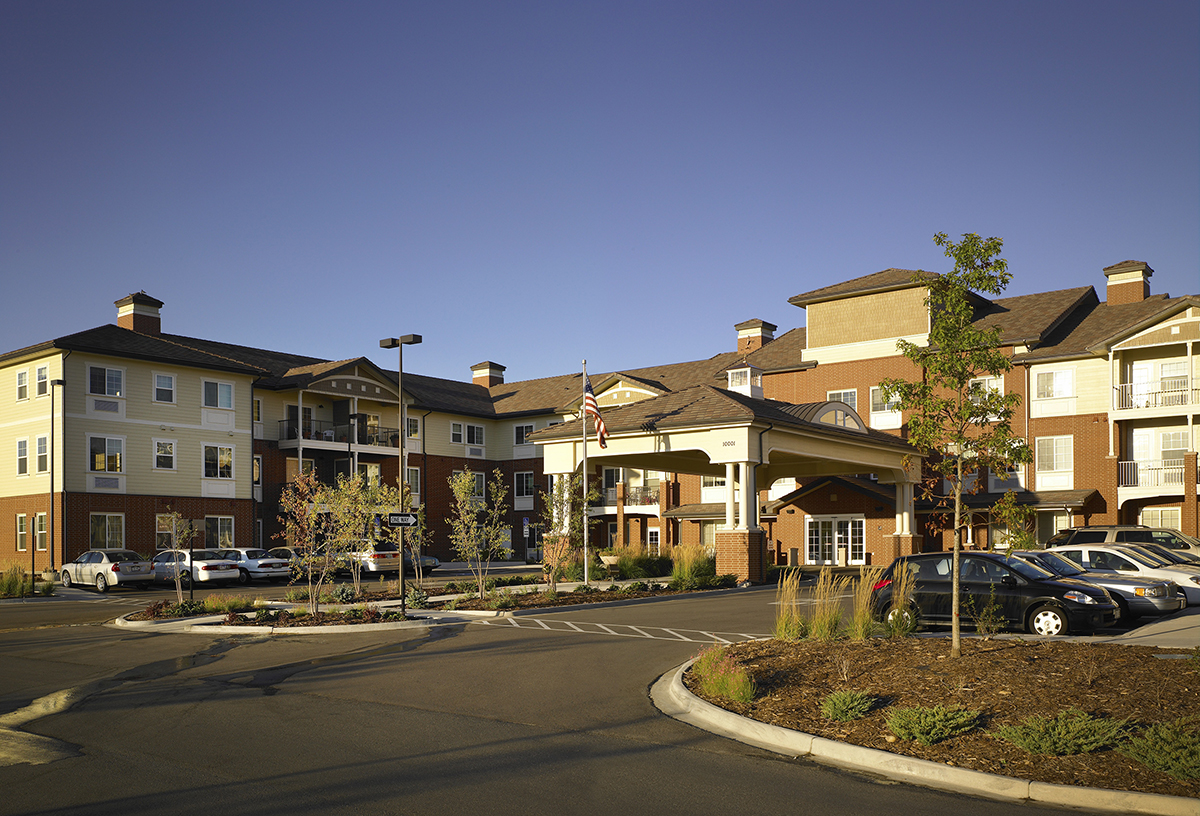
[216,548,291,585]
[61,549,153,592]
[1049,543,1200,605]
[1010,549,1184,620]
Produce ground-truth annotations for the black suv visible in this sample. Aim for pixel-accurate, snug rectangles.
[871,551,1119,636]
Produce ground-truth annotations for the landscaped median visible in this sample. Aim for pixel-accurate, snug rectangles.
[651,656,1198,816]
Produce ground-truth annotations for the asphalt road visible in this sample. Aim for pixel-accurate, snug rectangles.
[0,585,1096,816]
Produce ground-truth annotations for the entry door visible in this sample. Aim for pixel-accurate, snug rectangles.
[806,520,834,565]
[1130,363,1152,408]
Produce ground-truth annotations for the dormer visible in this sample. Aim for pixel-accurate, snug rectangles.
[726,362,763,398]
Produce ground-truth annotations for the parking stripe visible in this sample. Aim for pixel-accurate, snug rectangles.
[474,617,768,644]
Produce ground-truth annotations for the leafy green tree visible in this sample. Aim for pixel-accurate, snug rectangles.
[537,471,601,592]
[881,232,1031,658]
[447,468,512,597]
[322,472,394,596]
[275,469,337,615]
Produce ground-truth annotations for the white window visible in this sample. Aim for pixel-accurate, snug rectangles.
[515,472,535,498]
[203,444,233,479]
[35,366,48,397]
[647,528,660,557]
[827,389,857,410]
[36,436,47,473]
[35,513,46,551]
[253,398,262,423]
[154,373,175,403]
[407,417,419,438]
[969,376,1003,420]
[154,440,176,470]
[253,455,262,486]
[90,513,124,549]
[203,380,233,409]
[1140,506,1182,530]
[205,516,234,549]
[16,515,27,552]
[16,439,28,475]
[89,366,123,397]
[467,424,484,445]
[869,386,901,429]
[1035,370,1073,399]
[728,369,749,389]
[514,424,534,445]
[156,514,176,549]
[356,462,381,486]
[16,370,28,401]
[451,422,463,443]
[406,467,421,501]
[1161,430,1188,462]
[1035,435,1074,490]
[89,436,123,472]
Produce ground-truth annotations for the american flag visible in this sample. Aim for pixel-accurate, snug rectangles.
[583,376,608,449]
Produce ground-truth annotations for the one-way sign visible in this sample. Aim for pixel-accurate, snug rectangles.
[387,513,418,527]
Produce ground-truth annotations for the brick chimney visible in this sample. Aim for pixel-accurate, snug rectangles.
[735,318,776,354]
[471,361,506,388]
[115,292,164,335]
[1102,261,1153,306]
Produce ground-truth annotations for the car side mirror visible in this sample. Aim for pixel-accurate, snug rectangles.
[1001,575,1017,587]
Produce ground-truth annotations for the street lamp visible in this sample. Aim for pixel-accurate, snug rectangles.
[380,335,421,617]
[48,378,65,573]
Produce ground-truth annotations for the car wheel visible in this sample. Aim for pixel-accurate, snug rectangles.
[1028,605,1068,637]
[61,570,72,589]
[180,571,192,589]
[237,569,250,586]
[95,574,108,593]
[885,605,917,631]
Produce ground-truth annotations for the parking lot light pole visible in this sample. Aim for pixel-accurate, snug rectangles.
[49,378,65,572]
[380,335,421,618]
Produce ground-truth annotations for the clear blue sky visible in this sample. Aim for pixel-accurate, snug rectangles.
[3,1,1196,384]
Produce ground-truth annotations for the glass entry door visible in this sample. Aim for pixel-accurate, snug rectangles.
[806,517,865,565]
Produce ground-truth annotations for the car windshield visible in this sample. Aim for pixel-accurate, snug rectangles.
[191,551,224,561]
[1028,551,1083,577]
[1112,547,1164,568]
[109,551,143,563]
[242,549,270,559]
[1002,557,1055,581]
[372,541,398,552]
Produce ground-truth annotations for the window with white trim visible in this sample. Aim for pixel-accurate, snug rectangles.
[869,386,901,429]
[36,436,47,473]
[16,370,28,401]
[89,366,123,397]
[35,513,46,551]
[515,471,535,510]
[154,373,175,404]
[16,439,28,475]
[90,513,124,549]
[467,424,484,445]
[407,417,419,439]
[827,389,857,410]
[451,422,463,443]
[203,444,233,479]
[16,515,27,552]
[514,424,534,446]
[89,436,123,472]
[1035,370,1073,399]
[205,516,234,549]
[35,366,48,397]
[1036,436,1073,473]
[406,467,421,501]
[156,514,176,549]
[253,455,262,486]
[647,528,660,557]
[203,380,233,409]
[452,470,485,497]
[154,440,176,470]
[1140,506,1181,530]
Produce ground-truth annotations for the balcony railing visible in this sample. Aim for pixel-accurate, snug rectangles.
[278,420,401,448]
[1114,379,1195,410]
[1118,458,1185,488]
[599,484,661,506]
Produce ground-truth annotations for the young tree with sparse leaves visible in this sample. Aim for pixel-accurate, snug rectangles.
[880,232,1031,659]
[162,507,199,604]
[537,471,601,592]
[447,468,512,598]
[275,469,336,615]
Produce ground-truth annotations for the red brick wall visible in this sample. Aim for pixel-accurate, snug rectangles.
[63,493,254,562]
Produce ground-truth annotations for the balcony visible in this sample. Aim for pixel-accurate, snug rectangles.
[1119,458,1186,488]
[1113,379,1196,411]
[278,420,400,449]
[594,483,661,515]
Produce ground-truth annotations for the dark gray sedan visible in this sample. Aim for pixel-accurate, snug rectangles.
[61,549,153,592]
[1010,549,1184,620]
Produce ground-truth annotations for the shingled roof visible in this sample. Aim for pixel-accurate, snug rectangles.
[788,268,937,307]
[1015,294,1192,363]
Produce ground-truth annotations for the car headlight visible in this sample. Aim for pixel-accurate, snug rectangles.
[1189,576,1200,586]
[1063,590,1098,605]
[1136,586,1167,598]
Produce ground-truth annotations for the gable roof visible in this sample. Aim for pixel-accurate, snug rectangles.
[788,268,937,308]
[1015,294,1193,363]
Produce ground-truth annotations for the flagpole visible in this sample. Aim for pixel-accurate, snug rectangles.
[581,359,590,586]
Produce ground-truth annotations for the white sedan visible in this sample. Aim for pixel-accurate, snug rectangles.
[216,548,291,585]
[1050,543,1200,605]
[151,549,238,588]
[61,549,153,592]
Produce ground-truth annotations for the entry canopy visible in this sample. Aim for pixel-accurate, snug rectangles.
[528,384,921,485]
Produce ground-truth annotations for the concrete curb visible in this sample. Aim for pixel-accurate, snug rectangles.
[110,609,479,634]
[650,660,1197,816]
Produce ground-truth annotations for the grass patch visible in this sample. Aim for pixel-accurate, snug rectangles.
[0,566,35,598]
[821,690,875,722]
[202,594,254,614]
[886,705,981,746]
[991,708,1128,755]
[773,568,807,641]
[692,645,755,705]
[808,567,851,641]
[847,566,882,641]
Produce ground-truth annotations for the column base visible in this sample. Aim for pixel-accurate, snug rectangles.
[715,528,767,583]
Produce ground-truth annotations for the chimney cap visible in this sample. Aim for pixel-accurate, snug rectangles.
[470,361,506,373]
[1102,260,1154,277]
[114,291,164,309]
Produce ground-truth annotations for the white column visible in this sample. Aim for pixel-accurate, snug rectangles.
[724,463,736,529]
[738,463,754,530]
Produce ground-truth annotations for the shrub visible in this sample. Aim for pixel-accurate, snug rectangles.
[965,583,1006,638]
[821,690,876,722]
[37,580,55,597]
[691,646,755,705]
[284,587,310,602]
[330,584,356,604]
[203,594,253,614]
[572,583,598,594]
[847,567,883,641]
[488,589,518,610]
[886,705,980,746]
[626,581,649,593]
[1119,717,1200,780]
[991,708,1128,755]
[773,568,806,641]
[0,566,33,598]
[381,608,406,622]
[405,585,429,609]
[809,568,851,641]
[543,589,558,602]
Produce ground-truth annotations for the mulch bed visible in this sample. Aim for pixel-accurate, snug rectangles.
[683,637,1200,798]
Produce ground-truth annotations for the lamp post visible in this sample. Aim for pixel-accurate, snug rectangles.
[380,335,421,618]
[48,378,65,573]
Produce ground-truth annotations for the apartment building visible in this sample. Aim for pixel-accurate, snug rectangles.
[4,259,1196,582]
